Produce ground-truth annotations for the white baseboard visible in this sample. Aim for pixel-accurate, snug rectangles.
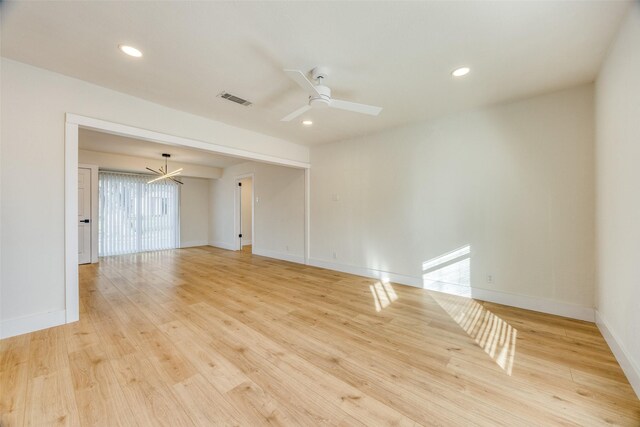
[208,240,237,251]
[307,258,423,287]
[469,286,593,322]
[1,309,67,339]
[596,311,640,398]
[180,240,209,248]
[420,279,594,322]
[242,239,252,246]
[307,257,594,322]
[253,247,305,264]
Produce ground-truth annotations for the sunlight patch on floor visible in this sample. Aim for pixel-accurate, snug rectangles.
[433,293,517,375]
[369,279,398,312]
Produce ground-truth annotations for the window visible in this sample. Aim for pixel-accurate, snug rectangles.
[99,171,180,256]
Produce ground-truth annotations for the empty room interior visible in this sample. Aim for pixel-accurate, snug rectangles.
[0,1,639,425]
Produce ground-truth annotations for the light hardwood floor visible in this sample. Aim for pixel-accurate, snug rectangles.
[1,246,638,426]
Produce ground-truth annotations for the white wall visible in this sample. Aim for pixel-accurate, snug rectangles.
[0,58,308,333]
[78,149,222,180]
[595,2,640,396]
[240,177,253,245]
[179,177,211,248]
[209,162,305,263]
[310,84,595,319]
[0,12,3,338]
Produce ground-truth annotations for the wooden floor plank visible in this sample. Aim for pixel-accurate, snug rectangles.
[66,344,135,427]
[0,246,638,426]
[0,335,31,427]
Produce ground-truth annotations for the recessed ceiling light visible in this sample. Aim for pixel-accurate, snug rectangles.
[302,120,313,126]
[118,44,142,58]
[452,67,470,77]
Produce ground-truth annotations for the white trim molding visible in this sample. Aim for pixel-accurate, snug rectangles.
[307,257,594,322]
[65,121,80,324]
[1,310,66,339]
[596,311,640,398]
[464,285,594,322]
[180,241,210,249]
[308,258,422,287]
[66,114,310,170]
[208,241,237,251]
[253,248,305,265]
[304,168,310,264]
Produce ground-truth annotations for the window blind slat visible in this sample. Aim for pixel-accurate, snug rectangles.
[99,171,180,256]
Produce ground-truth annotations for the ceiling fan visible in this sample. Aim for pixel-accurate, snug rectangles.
[146,153,183,185]
[280,66,383,122]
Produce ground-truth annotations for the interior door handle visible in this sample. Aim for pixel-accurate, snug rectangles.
[80,219,90,223]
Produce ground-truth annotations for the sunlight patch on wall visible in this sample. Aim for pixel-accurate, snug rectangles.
[422,245,471,271]
[422,245,471,296]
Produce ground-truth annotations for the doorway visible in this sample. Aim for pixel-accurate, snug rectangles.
[65,114,310,324]
[78,164,98,265]
[236,174,254,253]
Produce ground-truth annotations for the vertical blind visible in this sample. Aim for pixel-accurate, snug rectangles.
[99,171,180,256]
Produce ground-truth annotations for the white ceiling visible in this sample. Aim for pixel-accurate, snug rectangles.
[79,129,244,169]
[1,1,631,146]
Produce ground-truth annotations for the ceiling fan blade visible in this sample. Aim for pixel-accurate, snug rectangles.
[280,105,312,122]
[330,99,382,116]
[283,69,320,96]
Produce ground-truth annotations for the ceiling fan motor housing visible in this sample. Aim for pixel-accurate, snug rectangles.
[280,66,381,121]
[309,85,331,108]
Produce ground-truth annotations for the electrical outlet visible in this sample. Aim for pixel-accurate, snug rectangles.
[286,245,289,252]
[332,251,337,259]
[331,194,340,202]
[487,274,494,284]
[255,196,260,204]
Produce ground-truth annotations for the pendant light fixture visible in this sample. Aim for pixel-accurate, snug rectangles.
[146,153,183,185]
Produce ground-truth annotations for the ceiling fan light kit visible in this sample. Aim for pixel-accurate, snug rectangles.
[146,153,184,185]
[281,66,383,122]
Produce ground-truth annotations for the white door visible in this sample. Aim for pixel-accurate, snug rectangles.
[78,167,92,264]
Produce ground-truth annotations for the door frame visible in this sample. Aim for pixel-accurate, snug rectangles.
[78,163,99,264]
[65,114,310,324]
[234,173,255,251]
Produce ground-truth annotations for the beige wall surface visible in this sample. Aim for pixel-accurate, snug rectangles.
[78,149,222,180]
[595,2,640,394]
[210,162,304,262]
[310,84,595,310]
[179,177,211,248]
